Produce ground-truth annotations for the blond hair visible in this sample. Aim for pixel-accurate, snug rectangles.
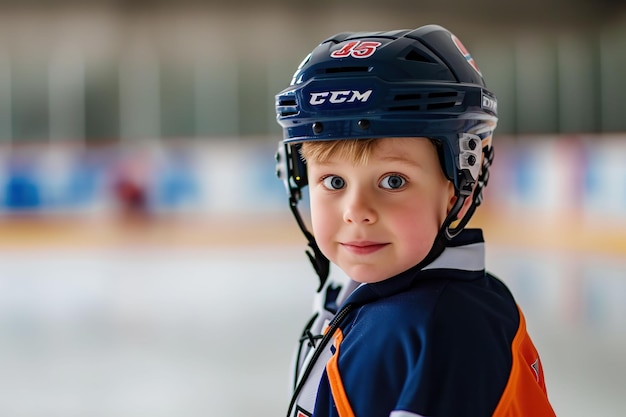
[299,139,380,166]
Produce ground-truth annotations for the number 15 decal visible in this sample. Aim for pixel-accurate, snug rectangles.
[330,41,382,59]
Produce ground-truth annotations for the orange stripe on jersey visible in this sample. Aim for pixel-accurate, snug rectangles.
[326,329,355,417]
[493,306,556,417]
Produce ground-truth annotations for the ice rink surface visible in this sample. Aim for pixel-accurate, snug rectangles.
[0,241,624,416]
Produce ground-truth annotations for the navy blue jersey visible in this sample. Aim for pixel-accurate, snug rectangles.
[288,229,554,417]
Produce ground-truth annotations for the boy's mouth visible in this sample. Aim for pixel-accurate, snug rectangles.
[340,241,389,255]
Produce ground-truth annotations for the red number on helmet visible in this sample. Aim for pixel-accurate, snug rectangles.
[331,41,381,59]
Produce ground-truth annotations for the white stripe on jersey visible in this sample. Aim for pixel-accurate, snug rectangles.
[422,242,484,272]
[390,411,428,417]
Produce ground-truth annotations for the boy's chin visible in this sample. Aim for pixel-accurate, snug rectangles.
[340,265,396,284]
[339,257,427,283]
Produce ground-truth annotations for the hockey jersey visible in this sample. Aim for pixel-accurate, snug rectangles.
[287,229,555,417]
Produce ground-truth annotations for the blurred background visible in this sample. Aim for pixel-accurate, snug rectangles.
[0,1,624,416]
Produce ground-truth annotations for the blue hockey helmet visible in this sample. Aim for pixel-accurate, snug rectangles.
[275,25,497,284]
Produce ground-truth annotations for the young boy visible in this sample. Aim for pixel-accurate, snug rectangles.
[275,24,555,417]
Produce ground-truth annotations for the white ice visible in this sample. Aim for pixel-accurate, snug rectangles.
[0,244,623,417]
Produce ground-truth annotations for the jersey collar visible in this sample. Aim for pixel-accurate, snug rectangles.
[341,228,486,307]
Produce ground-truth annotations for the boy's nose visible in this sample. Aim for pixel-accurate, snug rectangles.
[342,192,377,224]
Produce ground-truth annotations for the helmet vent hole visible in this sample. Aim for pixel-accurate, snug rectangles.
[277,96,298,117]
[395,93,422,101]
[404,50,434,63]
[426,102,455,110]
[279,98,297,106]
[428,91,457,99]
[387,91,461,112]
[426,91,458,110]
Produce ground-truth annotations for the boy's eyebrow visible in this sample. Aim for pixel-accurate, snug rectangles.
[378,154,423,167]
[308,154,424,168]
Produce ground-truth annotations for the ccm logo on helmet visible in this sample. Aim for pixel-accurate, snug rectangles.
[309,90,373,105]
[481,94,497,113]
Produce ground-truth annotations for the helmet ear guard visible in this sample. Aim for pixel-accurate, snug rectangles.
[443,135,494,239]
[275,142,307,203]
[458,133,483,192]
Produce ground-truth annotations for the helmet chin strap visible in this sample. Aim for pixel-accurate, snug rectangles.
[442,192,473,240]
[289,195,330,291]
[407,190,472,272]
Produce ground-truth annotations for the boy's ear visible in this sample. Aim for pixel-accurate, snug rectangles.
[447,185,474,221]
[455,193,474,221]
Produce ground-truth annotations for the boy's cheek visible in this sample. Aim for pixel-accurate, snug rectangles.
[310,206,333,240]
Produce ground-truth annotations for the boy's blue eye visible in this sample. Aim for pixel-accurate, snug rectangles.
[322,175,345,190]
[380,174,406,190]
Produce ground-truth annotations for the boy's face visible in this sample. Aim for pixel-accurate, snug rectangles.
[307,137,455,283]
